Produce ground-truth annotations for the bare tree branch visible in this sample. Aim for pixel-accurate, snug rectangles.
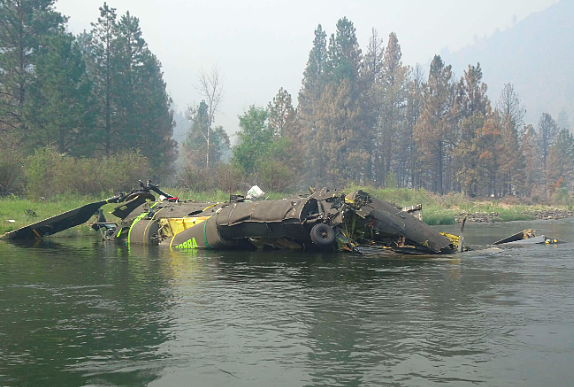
[194,65,224,170]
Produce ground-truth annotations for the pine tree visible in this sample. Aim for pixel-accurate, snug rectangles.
[520,124,543,195]
[496,84,526,196]
[0,0,66,144]
[361,28,384,183]
[184,101,229,169]
[450,63,491,195]
[114,11,147,149]
[377,32,408,187]
[84,5,176,175]
[312,18,366,185]
[268,87,298,139]
[544,129,574,189]
[22,32,93,155]
[133,50,176,176]
[405,65,425,188]
[413,55,455,194]
[324,17,362,84]
[538,113,559,169]
[87,2,118,156]
[298,24,327,185]
[362,28,384,87]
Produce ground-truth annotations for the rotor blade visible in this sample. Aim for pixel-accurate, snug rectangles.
[1,195,123,240]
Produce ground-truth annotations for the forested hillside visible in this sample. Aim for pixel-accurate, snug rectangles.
[441,0,574,128]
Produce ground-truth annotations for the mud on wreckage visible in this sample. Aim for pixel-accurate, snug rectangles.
[1,180,465,255]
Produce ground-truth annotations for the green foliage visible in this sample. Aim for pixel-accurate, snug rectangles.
[23,32,94,155]
[0,148,24,195]
[233,106,272,174]
[178,162,244,192]
[497,211,536,222]
[545,129,574,189]
[183,101,230,172]
[385,171,397,188]
[552,187,574,207]
[81,4,176,174]
[0,0,66,140]
[422,213,457,226]
[255,158,296,193]
[24,147,150,199]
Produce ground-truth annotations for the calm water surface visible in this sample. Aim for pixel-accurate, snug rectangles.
[1,219,573,386]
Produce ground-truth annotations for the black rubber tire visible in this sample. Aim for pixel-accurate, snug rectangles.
[310,223,336,246]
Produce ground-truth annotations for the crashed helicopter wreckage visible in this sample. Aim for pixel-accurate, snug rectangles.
[1,181,462,254]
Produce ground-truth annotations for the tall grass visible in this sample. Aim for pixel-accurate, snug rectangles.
[0,195,108,236]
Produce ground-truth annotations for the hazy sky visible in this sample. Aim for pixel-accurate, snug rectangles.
[56,0,560,137]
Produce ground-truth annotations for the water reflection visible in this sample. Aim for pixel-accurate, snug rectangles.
[0,240,178,386]
[1,220,574,386]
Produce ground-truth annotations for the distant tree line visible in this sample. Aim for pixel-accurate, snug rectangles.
[0,0,176,194]
[1,4,570,199]
[183,17,572,199]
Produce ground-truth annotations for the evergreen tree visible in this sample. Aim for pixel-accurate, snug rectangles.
[114,11,146,149]
[298,24,327,185]
[0,0,66,144]
[520,124,543,195]
[312,17,366,185]
[184,101,229,169]
[313,79,364,186]
[451,63,491,195]
[377,32,408,186]
[453,113,486,196]
[362,28,384,87]
[84,5,176,175]
[133,49,176,176]
[497,83,525,129]
[538,112,559,169]
[361,28,384,183]
[298,25,327,111]
[324,17,362,84]
[476,114,501,196]
[413,55,455,194]
[544,129,574,189]
[268,87,298,139]
[496,84,526,196]
[22,32,93,155]
[405,65,425,188]
[87,2,118,156]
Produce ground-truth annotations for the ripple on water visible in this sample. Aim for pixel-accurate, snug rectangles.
[1,230,574,386]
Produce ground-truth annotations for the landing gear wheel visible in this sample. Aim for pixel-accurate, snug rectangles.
[310,223,336,246]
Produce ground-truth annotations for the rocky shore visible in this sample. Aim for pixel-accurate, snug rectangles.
[455,209,574,223]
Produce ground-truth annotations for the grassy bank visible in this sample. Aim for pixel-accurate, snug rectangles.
[1,187,572,237]
[344,185,572,225]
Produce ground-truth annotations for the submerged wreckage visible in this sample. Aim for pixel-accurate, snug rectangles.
[1,181,563,253]
[2,181,461,254]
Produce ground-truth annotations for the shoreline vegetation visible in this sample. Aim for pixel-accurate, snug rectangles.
[1,187,572,238]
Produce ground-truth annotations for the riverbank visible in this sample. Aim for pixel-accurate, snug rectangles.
[1,187,573,236]
[345,185,574,225]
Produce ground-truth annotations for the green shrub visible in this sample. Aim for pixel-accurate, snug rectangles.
[24,147,150,199]
[255,158,296,193]
[422,212,456,225]
[0,148,24,195]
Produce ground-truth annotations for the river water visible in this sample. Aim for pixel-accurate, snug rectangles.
[1,219,573,386]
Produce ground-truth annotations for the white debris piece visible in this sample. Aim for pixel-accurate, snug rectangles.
[246,185,265,200]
